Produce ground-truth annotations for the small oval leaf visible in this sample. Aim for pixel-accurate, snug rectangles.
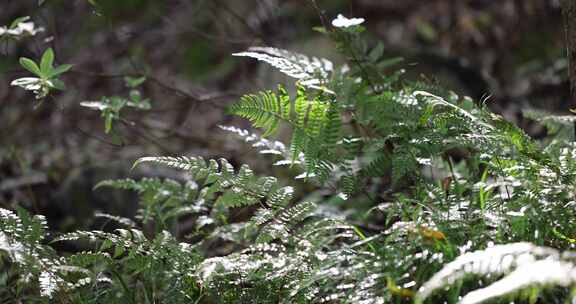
[19,57,42,76]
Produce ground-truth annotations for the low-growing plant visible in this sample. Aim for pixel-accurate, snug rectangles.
[2,12,576,304]
[11,48,72,100]
[80,76,151,134]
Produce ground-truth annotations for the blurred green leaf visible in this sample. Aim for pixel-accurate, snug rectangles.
[9,16,30,29]
[47,64,73,78]
[49,79,66,90]
[19,57,42,76]
[40,48,55,75]
[125,76,146,88]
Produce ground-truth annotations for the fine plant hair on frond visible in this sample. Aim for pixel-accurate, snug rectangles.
[54,229,149,255]
[416,242,576,304]
[220,128,342,191]
[219,125,342,182]
[412,90,494,132]
[233,47,334,93]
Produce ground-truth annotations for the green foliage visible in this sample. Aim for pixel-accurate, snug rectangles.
[11,48,72,99]
[230,85,341,180]
[4,10,576,304]
[95,177,199,231]
[81,77,151,133]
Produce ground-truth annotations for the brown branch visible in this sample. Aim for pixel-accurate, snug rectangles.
[69,69,236,109]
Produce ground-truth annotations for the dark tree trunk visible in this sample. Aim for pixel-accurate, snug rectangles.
[562,0,576,107]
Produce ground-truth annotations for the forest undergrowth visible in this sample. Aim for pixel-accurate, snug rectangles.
[2,9,576,304]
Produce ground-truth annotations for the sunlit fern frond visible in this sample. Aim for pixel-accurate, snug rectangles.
[233,47,334,93]
[94,212,137,228]
[460,258,576,304]
[416,242,576,304]
[218,124,294,158]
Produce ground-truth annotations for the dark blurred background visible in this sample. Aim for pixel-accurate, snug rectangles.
[0,0,568,232]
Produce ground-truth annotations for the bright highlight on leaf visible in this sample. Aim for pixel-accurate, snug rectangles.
[331,14,365,28]
[0,16,44,40]
[417,243,576,304]
[233,47,335,94]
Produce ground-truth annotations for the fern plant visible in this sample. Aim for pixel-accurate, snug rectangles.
[0,206,202,303]
[229,85,341,180]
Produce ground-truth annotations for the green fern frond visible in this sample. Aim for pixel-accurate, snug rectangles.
[67,251,113,268]
[278,201,317,227]
[95,177,164,191]
[319,102,342,150]
[231,85,343,182]
[229,88,290,137]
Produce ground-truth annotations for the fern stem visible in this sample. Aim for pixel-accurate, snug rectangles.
[110,268,136,304]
